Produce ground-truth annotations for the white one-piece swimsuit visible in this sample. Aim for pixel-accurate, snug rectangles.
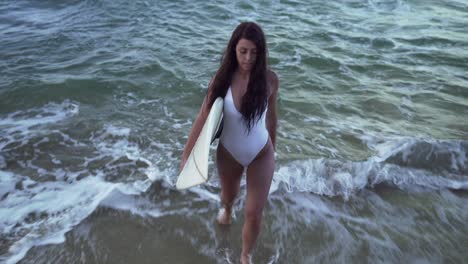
[219,87,269,167]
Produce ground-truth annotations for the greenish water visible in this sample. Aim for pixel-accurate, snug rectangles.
[1,0,467,263]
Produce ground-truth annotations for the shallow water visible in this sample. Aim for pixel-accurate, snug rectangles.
[1,0,467,263]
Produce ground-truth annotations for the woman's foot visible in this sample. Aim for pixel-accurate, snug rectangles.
[240,253,251,264]
[217,208,232,225]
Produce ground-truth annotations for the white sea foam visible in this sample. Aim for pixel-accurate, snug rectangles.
[93,124,140,160]
[99,188,164,218]
[368,137,467,174]
[90,123,171,184]
[104,124,131,137]
[0,171,17,200]
[270,133,468,199]
[190,186,221,202]
[0,154,160,263]
[271,154,467,200]
[137,98,161,106]
[370,163,468,190]
[116,179,153,195]
[0,100,78,131]
[1,172,116,264]
[0,100,79,150]
[0,155,6,169]
[271,159,373,199]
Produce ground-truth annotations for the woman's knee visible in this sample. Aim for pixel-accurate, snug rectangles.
[245,206,263,226]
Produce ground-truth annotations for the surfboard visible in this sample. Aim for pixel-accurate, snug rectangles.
[176,97,224,190]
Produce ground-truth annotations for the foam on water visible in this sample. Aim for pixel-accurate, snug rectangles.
[1,100,464,264]
[272,158,376,199]
[0,155,6,169]
[0,171,17,200]
[92,124,139,158]
[0,171,114,264]
[366,136,467,175]
[99,186,165,218]
[271,136,468,199]
[0,100,79,150]
[0,172,161,264]
[87,122,171,183]
[0,99,173,263]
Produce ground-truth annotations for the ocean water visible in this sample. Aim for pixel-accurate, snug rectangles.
[1,0,467,263]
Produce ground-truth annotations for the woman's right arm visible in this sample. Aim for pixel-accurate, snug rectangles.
[179,95,210,171]
[179,77,216,171]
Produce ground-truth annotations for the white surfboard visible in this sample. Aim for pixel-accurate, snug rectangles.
[176,97,224,190]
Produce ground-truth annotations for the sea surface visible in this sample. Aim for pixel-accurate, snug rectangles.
[1,0,467,263]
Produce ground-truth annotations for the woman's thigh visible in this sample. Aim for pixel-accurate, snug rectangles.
[245,139,275,216]
[217,143,244,195]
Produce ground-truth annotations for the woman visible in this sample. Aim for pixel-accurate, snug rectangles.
[180,22,278,264]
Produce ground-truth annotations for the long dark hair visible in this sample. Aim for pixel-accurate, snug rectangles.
[208,22,268,132]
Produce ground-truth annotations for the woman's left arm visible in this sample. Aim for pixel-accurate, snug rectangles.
[266,71,279,150]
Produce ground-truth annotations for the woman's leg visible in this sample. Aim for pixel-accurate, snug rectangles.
[241,140,275,263]
[216,143,244,224]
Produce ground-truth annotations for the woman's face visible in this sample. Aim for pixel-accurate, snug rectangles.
[235,38,257,72]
